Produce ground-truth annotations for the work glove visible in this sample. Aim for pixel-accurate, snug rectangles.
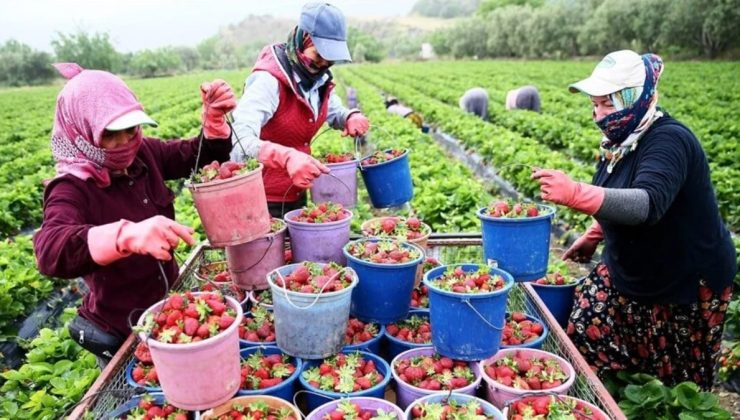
[257,142,329,189]
[342,111,369,137]
[200,79,237,139]
[531,169,605,215]
[562,222,604,263]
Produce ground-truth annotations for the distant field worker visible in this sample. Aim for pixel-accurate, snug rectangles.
[385,96,423,128]
[506,85,541,113]
[459,87,489,120]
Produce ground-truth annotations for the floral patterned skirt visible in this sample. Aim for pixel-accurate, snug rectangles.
[566,263,733,390]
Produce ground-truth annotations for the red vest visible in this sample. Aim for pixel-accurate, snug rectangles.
[253,44,334,202]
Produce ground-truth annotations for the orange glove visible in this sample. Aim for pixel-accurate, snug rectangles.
[532,169,605,215]
[200,79,237,139]
[257,142,329,189]
[342,112,369,137]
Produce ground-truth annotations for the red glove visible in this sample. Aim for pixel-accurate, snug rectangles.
[562,222,603,263]
[88,216,196,265]
[532,169,605,215]
[200,79,237,139]
[342,111,369,137]
[257,142,329,189]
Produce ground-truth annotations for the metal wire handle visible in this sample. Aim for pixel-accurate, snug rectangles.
[126,261,171,338]
[462,297,506,331]
[228,235,276,274]
[269,266,357,310]
[292,389,341,419]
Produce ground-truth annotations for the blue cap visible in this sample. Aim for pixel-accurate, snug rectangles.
[299,2,352,62]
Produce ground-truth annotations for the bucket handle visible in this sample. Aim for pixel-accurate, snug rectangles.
[293,389,350,419]
[270,266,357,310]
[357,124,394,172]
[229,235,276,274]
[462,298,505,331]
[128,262,172,344]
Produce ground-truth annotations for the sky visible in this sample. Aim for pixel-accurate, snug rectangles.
[0,0,417,53]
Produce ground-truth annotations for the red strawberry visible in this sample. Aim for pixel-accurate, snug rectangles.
[183,317,199,336]
[219,314,235,330]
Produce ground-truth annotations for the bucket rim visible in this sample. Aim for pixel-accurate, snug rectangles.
[382,310,431,347]
[323,158,360,169]
[529,276,585,288]
[308,396,404,418]
[390,346,482,393]
[247,289,274,309]
[237,345,304,394]
[298,350,392,397]
[422,264,515,298]
[124,359,162,393]
[266,262,359,299]
[136,293,243,350]
[476,204,556,223]
[403,392,503,419]
[283,208,354,227]
[499,311,549,349]
[359,148,409,169]
[343,238,425,269]
[186,162,263,190]
[478,347,575,394]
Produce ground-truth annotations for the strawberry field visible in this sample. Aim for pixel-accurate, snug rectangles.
[0,61,737,418]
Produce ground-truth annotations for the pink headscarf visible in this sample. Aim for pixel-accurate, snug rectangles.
[50,63,145,188]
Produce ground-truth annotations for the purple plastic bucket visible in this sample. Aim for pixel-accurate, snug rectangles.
[284,208,353,265]
[225,218,286,291]
[391,347,482,410]
[310,160,359,208]
[306,397,404,420]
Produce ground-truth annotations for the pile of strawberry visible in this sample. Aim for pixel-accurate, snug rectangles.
[362,216,429,241]
[130,342,159,388]
[120,393,190,420]
[346,240,421,264]
[429,266,506,294]
[239,350,296,391]
[302,352,385,393]
[252,289,273,307]
[322,401,398,420]
[420,257,442,274]
[197,261,228,281]
[386,314,431,344]
[196,159,259,183]
[486,200,542,218]
[360,149,405,166]
[508,396,606,420]
[238,306,275,343]
[409,398,495,420]
[534,272,578,286]
[212,401,299,420]
[291,202,349,223]
[501,312,545,346]
[409,284,429,309]
[273,261,354,294]
[320,152,356,164]
[394,353,474,391]
[483,351,569,390]
[345,318,380,346]
[136,291,237,344]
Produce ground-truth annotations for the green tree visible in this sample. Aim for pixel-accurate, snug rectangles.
[347,28,384,62]
[411,0,481,18]
[478,0,543,15]
[0,40,55,86]
[663,0,740,58]
[51,31,121,71]
[174,46,200,71]
[129,47,183,78]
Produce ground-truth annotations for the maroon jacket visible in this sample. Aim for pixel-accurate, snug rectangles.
[33,136,231,339]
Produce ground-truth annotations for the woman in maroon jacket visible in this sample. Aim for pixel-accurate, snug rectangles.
[33,63,236,366]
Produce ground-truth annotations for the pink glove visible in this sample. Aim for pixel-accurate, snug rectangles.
[257,142,329,189]
[531,169,605,215]
[342,111,369,137]
[562,222,603,263]
[200,79,237,139]
[88,216,196,265]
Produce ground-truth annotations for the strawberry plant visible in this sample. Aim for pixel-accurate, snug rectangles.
[428,265,506,293]
[409,284,429,309]
[135,291,237,344]
[508,395,607,420]
[290,201,350,223]
[362,216,430,241]
[483,351,569,391]
[501,312,545,346]
[302,352,385,393]
[118,394,191,420]
[271,261,354,293]
[345,317,380,346]
[409,398,495,420]
[718,341,740,383]
[360,149,405,166]
[318,152,356,164]
[195,159,259,183]
[211,400,299,420]
[322,400,398,420]
[485,200,546,218]
[385,314,431,344]
[239,350,296,391]
[393,353,474,391]
[238,306,275,343]
[346,240,422,264]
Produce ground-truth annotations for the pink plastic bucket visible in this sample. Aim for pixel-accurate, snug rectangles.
[284,208,353,265]
[225,218,287,291]
[188,164,271,247]
[479,347,576,409]
[391,346,482,410]
[307,397,404,420]
[310,160,359,208]
[502,395,610,420]
[136,293,243,411]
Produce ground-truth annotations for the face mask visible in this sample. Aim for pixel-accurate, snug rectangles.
[104,132,142,170]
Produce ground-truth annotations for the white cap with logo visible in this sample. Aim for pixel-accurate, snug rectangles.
[569,50,646,96]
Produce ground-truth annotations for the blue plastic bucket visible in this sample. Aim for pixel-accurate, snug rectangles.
[500,312,549,350]
[343,322,385,356]
[298,350,392,413]
[236,345,303,401]
[531,277,583,328]
[359,149,414,208]
[477,205,555,281]
[383,310,432,361]
[125,360,161,393]
[238,310,277,348]
[404,392,504,420]
[267,263,358,359]
[344,239,424,324]
[424,264,514,361]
